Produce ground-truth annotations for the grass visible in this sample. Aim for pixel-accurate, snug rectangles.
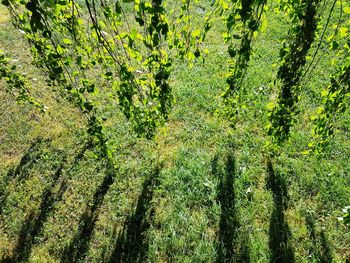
[1,1,350,262]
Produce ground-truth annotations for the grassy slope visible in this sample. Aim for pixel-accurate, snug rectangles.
[1,1,350,262]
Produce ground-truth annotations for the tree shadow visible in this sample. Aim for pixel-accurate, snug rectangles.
[61,160,116,263]
[212,152,250,263]
[2,160,65,263]
[266,160,295,263]
[9,138,51,180]
[0,142,92,263]
[0,138,50,215]
[305,212,333,262]
[108,167,161,263]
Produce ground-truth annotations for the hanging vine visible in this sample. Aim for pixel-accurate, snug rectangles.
[220,0,267,126]
[267,0,321,143]
[1,0,206,162]
[83,0,174,138]
[2,0,111,157]
[311,2,350,153]
[2,0,348,157]
[169,0,214,62]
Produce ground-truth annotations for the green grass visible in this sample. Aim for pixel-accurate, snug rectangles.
[1,1,350,262]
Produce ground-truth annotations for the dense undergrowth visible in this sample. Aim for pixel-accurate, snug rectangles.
[1,1,350,262]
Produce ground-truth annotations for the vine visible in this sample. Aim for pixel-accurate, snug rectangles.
[311,2,350,153]
[267,0,321,143]
[169,0,213,62]
[220,0,267,126]
[312,60,350,152]
[1,0,203,161]
[3,0,348,157]
[2,0,116,158]
[85,0,174,138]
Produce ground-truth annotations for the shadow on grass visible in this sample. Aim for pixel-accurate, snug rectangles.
[305,212,332,262]
[108,167,161,263]
[266,160,295,263]
[61,160,116,263]
[212,151,250,263]
[8,138,51,180]
[0,142,92,263]
[2,161,64,263]
[0,138,50,216]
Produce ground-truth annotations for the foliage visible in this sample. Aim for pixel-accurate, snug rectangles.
[2,0,349,152]
[267,0,321,143]
[0,49,43,110]
[311,1,350,153]
[1,0,215,162]
[219,0,267,126]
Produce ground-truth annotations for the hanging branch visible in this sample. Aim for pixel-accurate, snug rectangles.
[312,62,350,152]
[311,1,350,153]
[2,0,204,158]
[4,0,112,157]
[221,0,267,126]
[268,0,321,143]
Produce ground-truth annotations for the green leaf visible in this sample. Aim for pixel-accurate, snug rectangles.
[63,38,72,45]
[115,1,122,14]
[84,101,93,111]
[339,27,348,38]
